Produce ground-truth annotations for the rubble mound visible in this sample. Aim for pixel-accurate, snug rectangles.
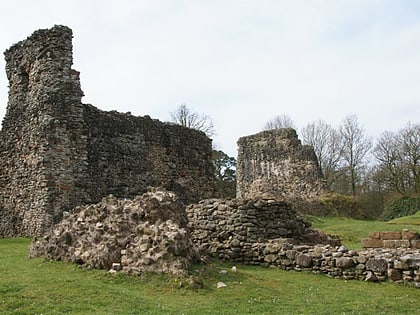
[29,190,200,275]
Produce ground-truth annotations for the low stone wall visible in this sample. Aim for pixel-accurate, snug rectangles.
[237,241,420,287]
[362,230,419,249]
[186,199,419,287]
[186,198,340,261]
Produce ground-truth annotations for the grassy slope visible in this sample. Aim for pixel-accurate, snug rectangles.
[307,215,420,249]
[1,238,419,314]
[388,211,420,225]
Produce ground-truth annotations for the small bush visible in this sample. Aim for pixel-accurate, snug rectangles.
[318,193,365,219]
[381,195,420,221]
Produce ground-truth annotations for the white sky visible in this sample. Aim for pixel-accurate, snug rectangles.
[1,0,419,157]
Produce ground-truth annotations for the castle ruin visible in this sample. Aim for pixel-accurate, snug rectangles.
[236,128,327,200]
[0,25,216,237]
[3,26,418,288]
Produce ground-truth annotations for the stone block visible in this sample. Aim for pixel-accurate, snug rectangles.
[366,258,388,273]
[393,261,409,270]
[286,249,297,259]
[382,240,397,248]
[388,269,402,281]
[401,230,418,240]
[335,257,355,269]
[296,254,312,267]
[264,254,278,263]
[361,238,383,248]
[393,240,411,248]
[411,240,420,249]
[379,231,401,240]
[368,231,380,239]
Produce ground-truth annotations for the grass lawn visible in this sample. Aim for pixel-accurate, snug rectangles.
[388,211,420,225]
[307,215,420,249]
[1,237,419,314]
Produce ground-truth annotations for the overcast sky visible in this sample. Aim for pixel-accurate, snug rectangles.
[1,0,419,156]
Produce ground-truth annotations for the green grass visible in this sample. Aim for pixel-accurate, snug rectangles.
[307,215,420,249]
[1,237,419,314]
[388,211,420,225]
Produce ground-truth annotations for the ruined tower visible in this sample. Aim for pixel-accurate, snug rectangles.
[0,26,216,237]
[236,128,327,200]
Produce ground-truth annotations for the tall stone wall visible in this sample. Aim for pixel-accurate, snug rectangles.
[236,128,327,200]
[0,25,215,237]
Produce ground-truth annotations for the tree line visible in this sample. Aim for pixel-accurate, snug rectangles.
[265,114,420,198]
[170,105,420,218]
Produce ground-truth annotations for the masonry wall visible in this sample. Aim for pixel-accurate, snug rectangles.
[186,198,340,262]
[236,129,327,200]
[0,25,215,237]
[362,230,420,249]
[186,198,419,287]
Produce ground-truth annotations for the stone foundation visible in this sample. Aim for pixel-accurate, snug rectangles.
[362,230,419,249]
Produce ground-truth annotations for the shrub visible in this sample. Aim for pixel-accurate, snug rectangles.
[318,193,365,219]
[381,195,420,221]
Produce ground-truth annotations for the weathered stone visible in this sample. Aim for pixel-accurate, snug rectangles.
[296,254,312,267]
[366,258,388,273]
[411,240,420,249]
[264,254,278,263]
[216,282,227,288]
[286,250,298,259]
[361,238,383,248]
[29,191,199,276]
[335,257,355,269]
[388,269,402,281]
[393,261,410,270]
[401,230,418,240]
[380,232,401,240]
[0,26,216,237]
[365,271,378,282]
[111,263,122,271]
[368,231,380,239]
[236,129,326,200]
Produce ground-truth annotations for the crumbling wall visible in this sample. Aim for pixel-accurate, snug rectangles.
[186,198,339,262]
[0,25,215,237]
[236,128,327,200]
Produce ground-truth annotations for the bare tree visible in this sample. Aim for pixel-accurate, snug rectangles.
[372,123,420,194]
[400,123,420,193]
[170,104,215,137]
[338,114,372,195]
[373,131,409,194]
[301,120,341,189]
[264,114,295,130]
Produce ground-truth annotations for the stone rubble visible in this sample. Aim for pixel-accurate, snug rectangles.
[29,190,200,276]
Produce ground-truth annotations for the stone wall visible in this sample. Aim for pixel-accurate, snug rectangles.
[0,25,215,237]
[362,230,420,249]
[186,198,419,287]
[186,198,340,262]
[236,128,327,200]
